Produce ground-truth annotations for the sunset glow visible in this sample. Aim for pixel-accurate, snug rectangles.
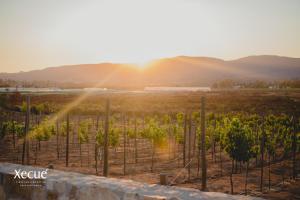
[0,2,299,199]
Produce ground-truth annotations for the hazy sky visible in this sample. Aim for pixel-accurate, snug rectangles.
[0,0,299,72]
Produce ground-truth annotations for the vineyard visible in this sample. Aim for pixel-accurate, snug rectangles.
[0,90,299,199]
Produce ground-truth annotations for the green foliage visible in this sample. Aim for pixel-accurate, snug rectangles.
[173,123,184,144]
[264,115,277,155]
[127,128,135,139]
[213,120,223,145]
[163,114,171,125]
[20,101,27,113]
[192,111,200,123]
[0,121,25,139]
[95,129,104,146]
[196,126,211,150]
[60,121,73,137]
[95,117,120,148]
[176,112,184,126]
[78,120,89,144]
[108,117,120,147]
[171,112,185,144]
[32,122,55,141]
[15,123,25,138]
[224,118,256,162]
[142,117,167,147]
[274,114,293,154]
[31,102,56,114]
[109,127,120,147]
[60,122,67,136]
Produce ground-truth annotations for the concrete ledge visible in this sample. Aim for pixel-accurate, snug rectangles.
[0,163,262,200]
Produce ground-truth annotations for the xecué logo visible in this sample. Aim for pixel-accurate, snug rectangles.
[14,169,49,179]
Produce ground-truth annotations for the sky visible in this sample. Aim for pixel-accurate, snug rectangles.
[0,0,299,73]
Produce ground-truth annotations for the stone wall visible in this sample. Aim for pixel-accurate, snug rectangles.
[0,163,262,200]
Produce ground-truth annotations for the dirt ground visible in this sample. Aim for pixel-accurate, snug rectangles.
[1,133,299,200]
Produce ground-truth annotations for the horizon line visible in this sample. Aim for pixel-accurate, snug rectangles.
[1,54,300,74]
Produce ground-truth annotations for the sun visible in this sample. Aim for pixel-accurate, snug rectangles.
[133,59,152,69]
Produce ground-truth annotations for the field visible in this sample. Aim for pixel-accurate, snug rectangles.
[0,89,299,200]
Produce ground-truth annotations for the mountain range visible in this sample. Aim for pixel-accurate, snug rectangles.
[0,55,299,88]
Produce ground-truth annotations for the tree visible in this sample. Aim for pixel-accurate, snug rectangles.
[31,121,55,164]
[123,115,127,175]
[15,122,25,138]
[56,119,60,159]
[292,116,300,179]
[172,114,184,166]
[78,120,89,167]
[174,113,184,157]
[142,117,167,172]
[196,120,211,176]
[224,118,255,195]
[207,113,216,161]
[265,115,277,190]
[22,96,30,165]
[103,99,110,177]
[192,111,200,157]
[200,96,207,191]
[108,117,120,149]
[163,114,172,160]
[95,128,104,174]
[134,116,138,163]
[66,114,70,167]
[95,114,120,174]
[276,114,292,184]
[183,113,187,167]
[127,116,140,164]
[7,121,17,148]
[259,117,265,192]
[215,115,227,176]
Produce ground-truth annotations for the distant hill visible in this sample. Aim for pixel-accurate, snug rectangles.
[0,55,299,88]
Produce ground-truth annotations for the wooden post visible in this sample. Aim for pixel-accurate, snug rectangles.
[12,112,16,149]
[201,96,207,191]
[292,114,297,179]
[245,161,249,195]
[56,119,59,159]
[26,96,30,165]
[22,96,30,165]
[197,115,201,177]
[95,143,98,174]
[21,117,26,164]
[212,117,216,162]
[193,118,197,157]
[183,113,187,167]
[188,114,192,180]
[260,116,265,192]
[134,116,138,164]
[103,99,110,177]
[123,114,126,175]
[160,173,168,185]
[66,114,70,167]
[230,159,234,194]
[96,115,100,130]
